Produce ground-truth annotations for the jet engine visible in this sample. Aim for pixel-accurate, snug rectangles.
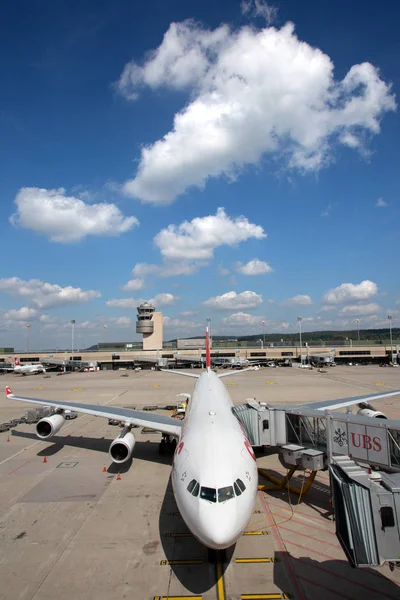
[36,413,66,439]
[357,402,387,419]
[109,431,136,463]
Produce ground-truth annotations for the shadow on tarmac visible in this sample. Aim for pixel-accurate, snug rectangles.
[273,551,400,600]
[159,477,234,594]
[10,429,173,467]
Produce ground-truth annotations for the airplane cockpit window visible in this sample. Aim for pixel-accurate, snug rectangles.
[200,486,217,503]
[234,478,246,496]
[218,485,235,502]
[192,482,200,496]
[187,479,197,493]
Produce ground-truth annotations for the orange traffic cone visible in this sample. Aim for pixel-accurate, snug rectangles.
[102,465,107,473]
[116,473,121,481]
[43,456,47,464]
[6,436,10,442]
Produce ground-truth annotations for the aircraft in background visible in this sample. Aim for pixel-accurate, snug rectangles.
[1,357,49,376]
[3,329,400,557]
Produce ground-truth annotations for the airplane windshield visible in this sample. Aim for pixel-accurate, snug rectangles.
[187,479,200,497]
[200,486,217,503]
[218,485,235,502]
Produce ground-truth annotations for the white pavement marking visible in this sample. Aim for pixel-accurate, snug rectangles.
[0,390,127,466]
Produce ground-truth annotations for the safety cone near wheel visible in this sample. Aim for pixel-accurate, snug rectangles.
[6,435,10,443]
[43,456,47,464]
[102,465,107,473]
[116,473,121,481]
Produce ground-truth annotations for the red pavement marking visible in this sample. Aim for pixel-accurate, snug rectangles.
[278,524,342,551]
[296,556,400,600]
[283,538,340,561]
[258,491,308,600]
[298,574,355,600]
[266,498,334,526]
[8,460,31,475]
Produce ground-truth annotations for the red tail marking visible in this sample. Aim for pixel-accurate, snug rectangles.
[5,386,12,396]
[205,327,211,369]
[14,357,20,366]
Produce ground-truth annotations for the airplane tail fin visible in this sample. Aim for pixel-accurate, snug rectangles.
[14,357,20,366]
[206,327,211,370]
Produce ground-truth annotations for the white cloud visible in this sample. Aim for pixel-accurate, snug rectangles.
[164,316,200,329]
[121,278,145,291]
[0,277,101,309]
[282,294,312,306]
[110,317,133,327]
[340,303,381,316]
[154,208,266,260]
[204,290,263,310]
[10,187,139,243]
[132,261,201,278]
[241,0,278,25]
[117,20,396,204]
[222,312,265,326]
[106,292,179,309]
[323,280,378,304]
[180,310,199,317]
[235,259,273,275]
[4,307,39,322]
[376,197,388,207]
[218,266,230,276]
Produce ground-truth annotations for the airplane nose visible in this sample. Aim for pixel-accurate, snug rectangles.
[198,505,240,549]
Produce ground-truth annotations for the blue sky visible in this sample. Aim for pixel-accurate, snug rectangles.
[0,0,399,350]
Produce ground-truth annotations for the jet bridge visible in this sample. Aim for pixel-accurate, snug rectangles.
[233,399,400,568]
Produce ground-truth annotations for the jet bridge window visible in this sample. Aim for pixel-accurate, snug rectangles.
[187,479,200,496]
[200,486,217,503]
[218,486,235,502]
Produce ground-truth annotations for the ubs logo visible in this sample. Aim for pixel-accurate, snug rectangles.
[350,432,382,452]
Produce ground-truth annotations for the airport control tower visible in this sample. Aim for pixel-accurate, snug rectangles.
[136,301,163,351]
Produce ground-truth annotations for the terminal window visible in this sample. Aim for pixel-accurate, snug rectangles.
[338,350,371,356]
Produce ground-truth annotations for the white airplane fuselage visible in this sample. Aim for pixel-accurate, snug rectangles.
[171,369,258,549]
[14,364,45,375]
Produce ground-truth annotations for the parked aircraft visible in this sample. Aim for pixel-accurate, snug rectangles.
[4,329,400,556]
[1,357,49,376]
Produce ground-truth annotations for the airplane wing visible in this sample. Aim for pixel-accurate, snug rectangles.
[303,389,400,411]
[218,367,258,378]
[160,369,200,379]
[5,387,182,437]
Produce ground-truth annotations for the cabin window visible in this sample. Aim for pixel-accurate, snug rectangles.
[218,486,235,502]
[200,486,217,503]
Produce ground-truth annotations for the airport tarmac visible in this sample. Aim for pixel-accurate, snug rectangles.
[0,366,399,600]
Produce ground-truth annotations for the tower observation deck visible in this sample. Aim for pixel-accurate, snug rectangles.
[136,302,163,351]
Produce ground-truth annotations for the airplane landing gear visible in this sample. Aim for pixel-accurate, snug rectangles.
[158,435,177,455]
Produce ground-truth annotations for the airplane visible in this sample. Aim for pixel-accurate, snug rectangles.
[1,357,49,376]
[3,329,400,558]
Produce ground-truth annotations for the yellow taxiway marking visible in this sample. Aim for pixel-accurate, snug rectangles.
[226,381,238,386]
[373,381,385,385]
[242,595,289,599]
[150,383,160,388]
[165,532,193,537]
[72,387,84,391]
[236,558,276,564]
[160,559,203,566]
[154,597,202,600]
[265,381,276,385]
[33,386,44,391]
[216,557,225,600]
[243,530,269,536]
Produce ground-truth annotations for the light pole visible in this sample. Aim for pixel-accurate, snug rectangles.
[71,320,75,362]
[388,315,394,364]
[258,339,263,350]
[297,316,302,365]
[206,317,211,348]
[356,318,360,342]
[261,320,266,346]
[104,324,107,344]
[26,323,31,353]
